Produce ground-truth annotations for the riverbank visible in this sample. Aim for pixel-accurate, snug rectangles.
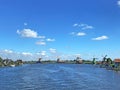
[1,56,120,72]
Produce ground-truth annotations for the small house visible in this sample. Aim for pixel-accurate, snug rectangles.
[114,59,120,67]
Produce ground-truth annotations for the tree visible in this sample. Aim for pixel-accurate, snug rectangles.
[0,57,3,62]
[106,58,113,64]
[92,58,96,64]
[0,57,3,66]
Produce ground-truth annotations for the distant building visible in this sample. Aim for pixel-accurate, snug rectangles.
[96,61,102,64]
[114,59,120,67]
[16,59,23,65]
[76,57,83,64]
[57,58,65,63]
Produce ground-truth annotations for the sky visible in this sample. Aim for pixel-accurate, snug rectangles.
[0,0,120,61]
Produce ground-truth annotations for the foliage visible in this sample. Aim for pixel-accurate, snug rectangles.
[0,57,3,62]
[106,58,113,64]
[92,58,96,64]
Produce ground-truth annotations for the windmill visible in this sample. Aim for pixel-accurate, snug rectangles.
[56,56,61,63]
[92,58,97,64]
[75,56,82,64]
[92,56,98,64]
[36,58,42,63]
[102,55,107,62]
[101,55,107,64]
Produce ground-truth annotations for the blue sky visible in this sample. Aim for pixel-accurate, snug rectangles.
[0,0,120,60]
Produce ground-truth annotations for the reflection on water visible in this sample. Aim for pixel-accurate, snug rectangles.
[0,64,120,90]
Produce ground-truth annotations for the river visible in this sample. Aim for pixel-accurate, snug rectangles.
[0,64,120,90]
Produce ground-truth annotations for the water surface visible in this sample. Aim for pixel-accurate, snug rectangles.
[0,64,120,90]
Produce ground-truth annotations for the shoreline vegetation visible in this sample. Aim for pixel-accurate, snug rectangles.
[0,55,120,71]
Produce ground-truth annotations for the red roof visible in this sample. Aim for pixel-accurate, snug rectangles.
[114,59,120,63]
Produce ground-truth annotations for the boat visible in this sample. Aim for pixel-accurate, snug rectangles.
[10,64,15,67]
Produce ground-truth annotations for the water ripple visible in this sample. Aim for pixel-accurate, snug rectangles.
[0,64,120,90]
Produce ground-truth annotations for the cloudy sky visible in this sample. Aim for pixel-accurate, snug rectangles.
[0,0,120,61]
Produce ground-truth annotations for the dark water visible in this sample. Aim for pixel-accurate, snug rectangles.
[0,64,120,90]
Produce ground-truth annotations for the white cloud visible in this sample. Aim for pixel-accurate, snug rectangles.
[73,23,78,27]
[81,25,93,30]
[0,49,100,61]
[73,23,94,30]
[38,36,46,39]
[40,51,46,56]
[74,54,81,57]
[17,29,45,38]
[49,48,56,53]
[4,49,13,54]
[24,23,27,26]
[117,0,120,6]
[70,32,86,36]
[36,41,46,45]
[77,32,86,36]
[92,35,109,40]
[0,49,47,61]
[22,52,32,56]
[17,30,20,34]
[17,29,38,38]
[70,32,75,35]
[46,38,55,42]
[0,50,17,60]
[0,50,33,60]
